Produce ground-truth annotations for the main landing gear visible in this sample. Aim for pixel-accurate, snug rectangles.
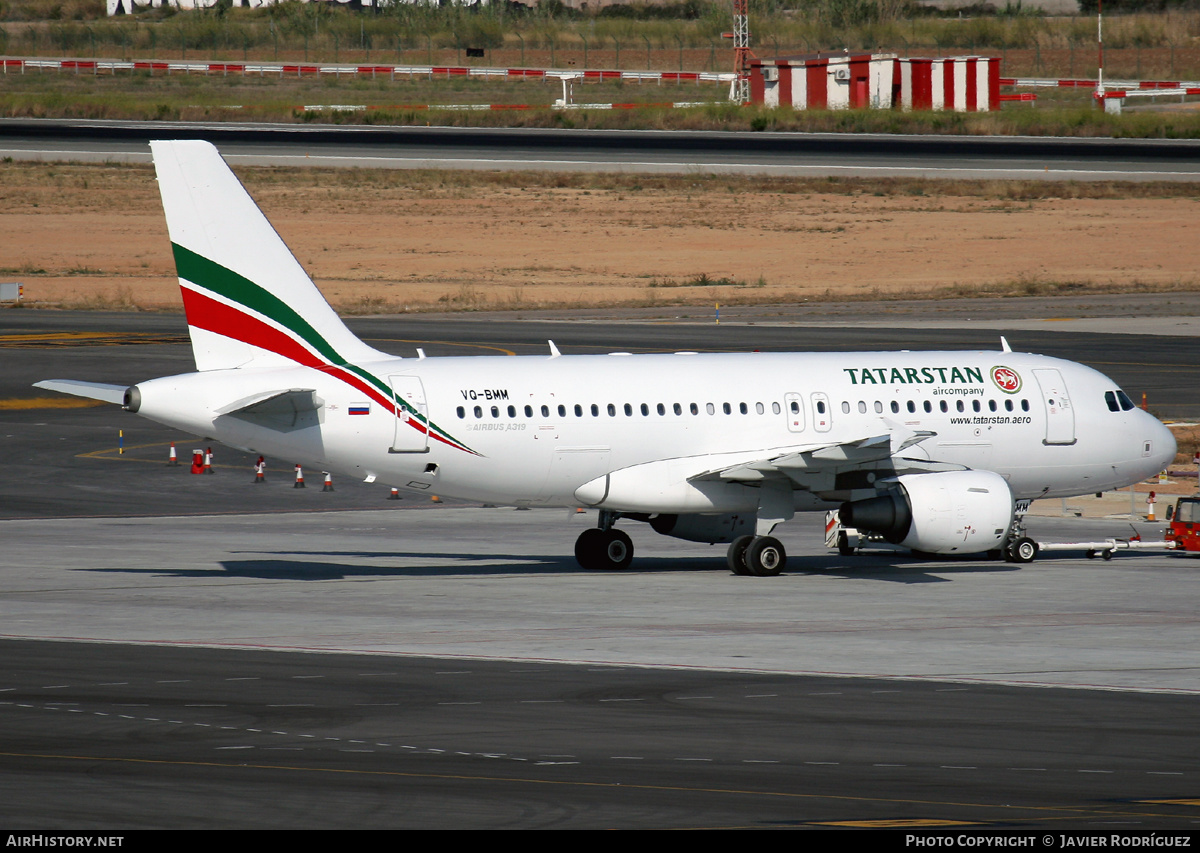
[726,535,787,577]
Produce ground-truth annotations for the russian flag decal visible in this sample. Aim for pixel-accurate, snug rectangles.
[349,403,371,416]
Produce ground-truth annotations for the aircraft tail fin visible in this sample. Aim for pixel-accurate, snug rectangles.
[151,140,382,373]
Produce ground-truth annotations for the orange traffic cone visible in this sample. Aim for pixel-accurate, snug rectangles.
[322,472,334,492]
[203,447,215,474]
[294,464,305,489]
[254,456,265,483]
[167,442,179,466]
[388,488,401,500]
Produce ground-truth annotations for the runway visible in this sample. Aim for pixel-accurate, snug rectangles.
[3,118,1200,180]
[3,307,1199,828]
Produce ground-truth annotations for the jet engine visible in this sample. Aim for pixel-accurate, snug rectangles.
[838,470,1014,555]
[648,513,755,544]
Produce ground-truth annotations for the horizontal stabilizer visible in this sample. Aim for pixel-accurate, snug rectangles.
[216,388,324,431]
[34,379,127,406]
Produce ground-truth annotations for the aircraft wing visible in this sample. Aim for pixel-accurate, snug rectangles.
[34,379,128,406]
[688,421,943,494]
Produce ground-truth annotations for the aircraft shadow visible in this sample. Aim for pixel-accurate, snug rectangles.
[79,549,1022,581]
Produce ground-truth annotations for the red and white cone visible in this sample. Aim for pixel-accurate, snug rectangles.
[167,442,179,466]
[190,450,204,475]
[254,457,265,483]
[322,472,334,492]
[387,487,401,500]
[294,464,306,489]
[203,447,215,474]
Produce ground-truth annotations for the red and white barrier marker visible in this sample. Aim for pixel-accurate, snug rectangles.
[388,487,401,500]
[167,442,179,466]
[204,446,215,474]
[294,464,306,489]
[190,449,204,475]
[254,456,266,484]
[1147,490,1157,522]
[322,472,335,492]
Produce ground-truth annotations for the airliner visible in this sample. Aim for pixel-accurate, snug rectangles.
[36,141,1176,576]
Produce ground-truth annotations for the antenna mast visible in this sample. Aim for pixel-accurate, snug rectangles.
[733,0,751,104]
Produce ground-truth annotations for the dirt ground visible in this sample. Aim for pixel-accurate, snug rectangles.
[3,162,1199,313]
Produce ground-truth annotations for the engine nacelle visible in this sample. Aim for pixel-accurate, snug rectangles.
[839,470,1014,555]
[649,513,754,544]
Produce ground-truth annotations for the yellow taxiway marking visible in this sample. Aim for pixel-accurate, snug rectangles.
[0,397,104,410]
[814,819,980,827]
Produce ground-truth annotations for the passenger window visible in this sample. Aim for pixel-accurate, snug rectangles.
[706,403,715,415]
[875,401,883,414]
[541,405,550,417]
[740,402,748,414]
[591,404,599,417]
[557,405,566,417]
[858,401,867,414]
[891,401,900,414]
[907,401,915,414]
[988,400,997,412]
[524,405,532,417]
[1004,400,1013,412]
[491,406,500,418]
[956,400,964,413]
[1021,399,1029,412]
[772,402,781,415]
[923,401,932,414]
[690,403,699,415]
[607,404,617,417]
[674,403,683,415]
[723,402,732,415]
[939,400,948,413]
[456,406,465,419]
[474,405,483,418]
[972,400,981,412]
[842,401,851,414]
[790,401,800,414]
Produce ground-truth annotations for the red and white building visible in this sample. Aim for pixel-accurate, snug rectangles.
[750,53,1001,112]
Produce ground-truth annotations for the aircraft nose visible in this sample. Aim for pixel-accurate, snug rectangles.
[1153,416,1178,471]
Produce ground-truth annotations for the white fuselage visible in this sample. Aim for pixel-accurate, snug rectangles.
[130,348,1176,512]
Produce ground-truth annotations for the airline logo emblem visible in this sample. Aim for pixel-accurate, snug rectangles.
[991,366,1022,394]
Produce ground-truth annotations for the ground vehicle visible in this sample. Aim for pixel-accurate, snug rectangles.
[1166,496,1200,552]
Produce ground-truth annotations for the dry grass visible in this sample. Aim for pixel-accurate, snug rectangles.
[3,159,1199,315]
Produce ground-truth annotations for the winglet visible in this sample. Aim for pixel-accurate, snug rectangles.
[1000,336,1012,353]
[548,340,561,358]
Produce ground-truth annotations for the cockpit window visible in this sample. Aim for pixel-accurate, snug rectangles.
[1116,390,1135,411]
[1105,391,1120,412]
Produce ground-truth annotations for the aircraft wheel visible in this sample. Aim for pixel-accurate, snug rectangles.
[837,531,855,557]
[727,535,754,575]
[574,528,607,570]
[745,536,786,577]
[1085,549,1097,560]
[1011,537,1039,564]
[1102,549,1113,561]
[600,529,634,569]
[576,528,633,570]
